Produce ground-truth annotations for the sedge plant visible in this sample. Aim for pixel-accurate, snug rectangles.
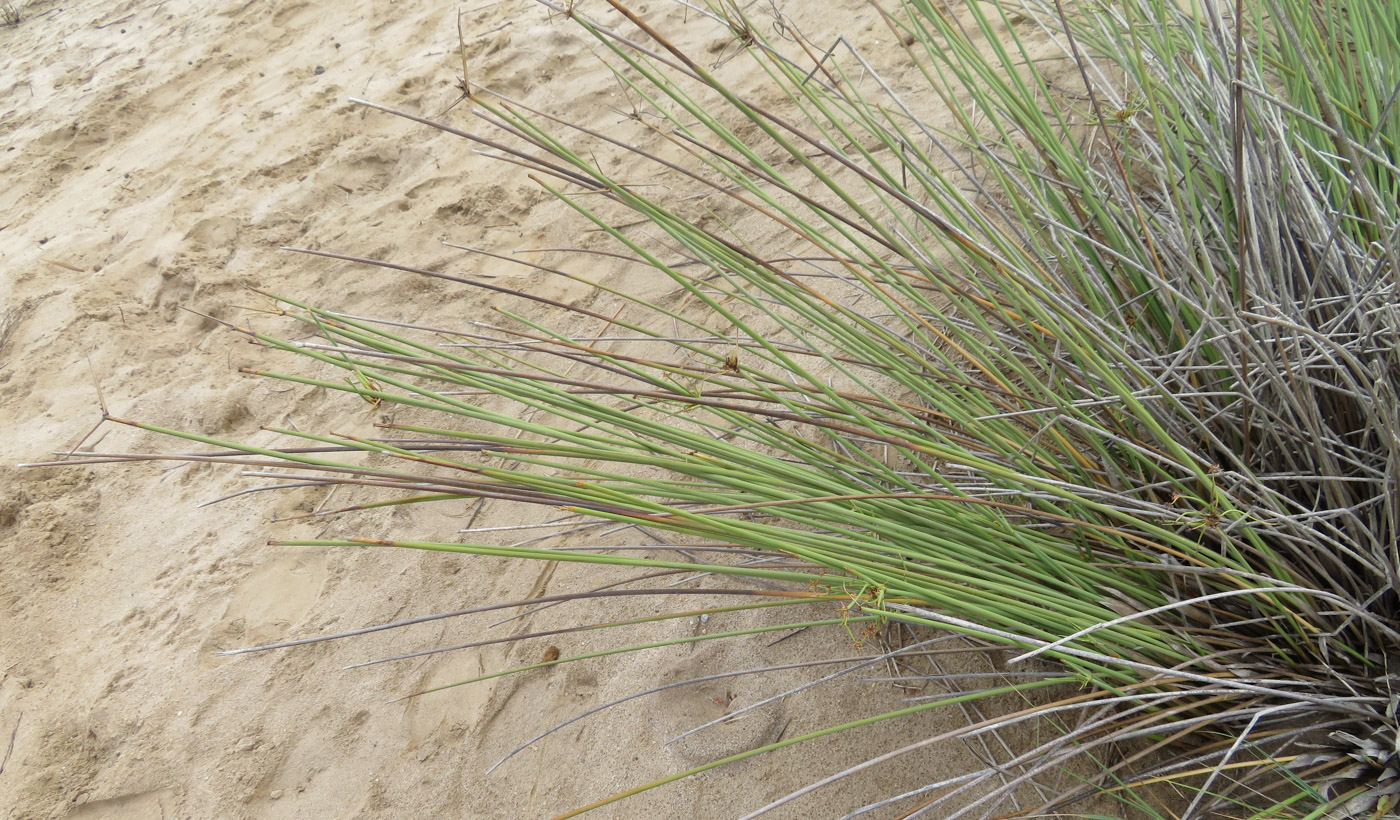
[33,0,1400,816]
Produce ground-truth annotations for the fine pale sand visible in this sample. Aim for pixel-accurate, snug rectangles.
[2,1,1061,817]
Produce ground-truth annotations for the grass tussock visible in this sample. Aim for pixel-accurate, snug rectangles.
[1,2,24,27]
[36,0,1400,817]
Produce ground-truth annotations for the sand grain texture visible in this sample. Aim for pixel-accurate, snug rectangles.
[1,1,1014,817]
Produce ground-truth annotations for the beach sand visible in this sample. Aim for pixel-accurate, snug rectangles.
[1,1,1055,817]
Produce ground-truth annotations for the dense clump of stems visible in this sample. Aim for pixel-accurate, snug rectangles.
[35,0,1400,816]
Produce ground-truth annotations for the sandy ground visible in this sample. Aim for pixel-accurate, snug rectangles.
[1,1,1065,818]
